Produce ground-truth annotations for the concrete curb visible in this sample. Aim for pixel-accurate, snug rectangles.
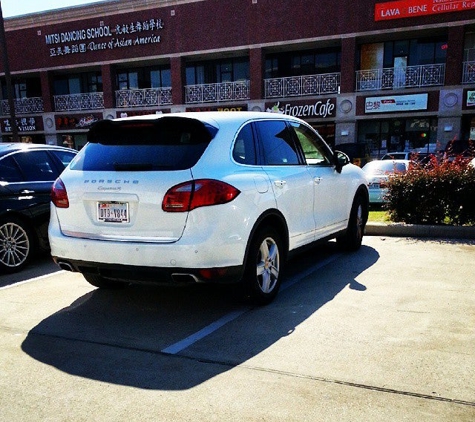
[365,222,475,240]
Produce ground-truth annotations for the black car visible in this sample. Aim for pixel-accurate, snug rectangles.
[0,143,77,273]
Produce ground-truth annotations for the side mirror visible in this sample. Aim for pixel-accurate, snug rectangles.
[333,150,350,173]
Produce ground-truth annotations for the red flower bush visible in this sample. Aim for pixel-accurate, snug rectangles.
[385,152,475,226]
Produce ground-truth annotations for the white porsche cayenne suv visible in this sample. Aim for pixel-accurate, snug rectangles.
[49,112,368,304]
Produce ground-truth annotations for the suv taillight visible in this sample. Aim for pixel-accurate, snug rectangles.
[162,179,240,212]
[51,178,69,208]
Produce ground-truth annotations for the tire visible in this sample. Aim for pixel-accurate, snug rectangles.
[337,192,368,252]
[242,226,284,305]
[0,217,33,273]
[83,273,126,289]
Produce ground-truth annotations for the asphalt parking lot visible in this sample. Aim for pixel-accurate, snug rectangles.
[0,235,474,421]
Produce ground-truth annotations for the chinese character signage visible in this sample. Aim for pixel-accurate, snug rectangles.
[1,117,43,133]
[365,94,428,113]
[375,0,475,21]
[55,114,102,130]
[45,19,164,57]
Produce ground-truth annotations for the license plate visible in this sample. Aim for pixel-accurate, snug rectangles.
[369,183,380,189]
[97,202,129,223]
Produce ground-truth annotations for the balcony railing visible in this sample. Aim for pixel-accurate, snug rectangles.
[462,61,475,84]
[356,64,445,91]
[54,92,104,111]
[1,97,44,115]
[185,80,250,104]
[264,72,341,98]
[116,87,173,108]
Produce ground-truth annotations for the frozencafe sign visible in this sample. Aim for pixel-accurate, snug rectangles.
[365,93,428,113]
[266,99,336,118]
[44,18,164,57]
[375,0,475,21]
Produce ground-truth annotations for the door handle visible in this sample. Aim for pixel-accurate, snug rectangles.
[273,180,287,188]
[314,177,322,184]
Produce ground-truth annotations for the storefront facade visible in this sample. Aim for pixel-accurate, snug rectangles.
[1,0,475,161]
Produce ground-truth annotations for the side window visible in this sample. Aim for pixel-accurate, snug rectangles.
[290,122,332,166]
[50,150,77,168]
[0,156,23,182]
[256,120,300,165]
[233,123,256,165]
[13,151,59,182]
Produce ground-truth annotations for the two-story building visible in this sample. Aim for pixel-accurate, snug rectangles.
[2,0,475,161]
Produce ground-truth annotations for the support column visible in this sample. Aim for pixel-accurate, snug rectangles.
[446,26,464,86]
[340,37,357,94]
[171,56,184,108]
[101,64,115,109]
[249,47,264,101]
[40,71,54,113]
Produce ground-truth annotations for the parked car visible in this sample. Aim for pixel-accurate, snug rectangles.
[362,159,410,204]
[412,143,439,154]
[381,152,412,160]
[443,139,475,161]
[0,143,77,273]
[49,112,369,304]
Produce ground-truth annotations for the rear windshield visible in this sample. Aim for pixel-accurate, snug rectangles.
[70,116,217,171]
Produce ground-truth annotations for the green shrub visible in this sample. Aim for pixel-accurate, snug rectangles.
[384,155,475,226]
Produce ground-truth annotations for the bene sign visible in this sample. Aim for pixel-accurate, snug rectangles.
[375,0,475,21]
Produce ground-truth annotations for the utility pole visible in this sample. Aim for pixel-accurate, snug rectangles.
[0,1,19,142]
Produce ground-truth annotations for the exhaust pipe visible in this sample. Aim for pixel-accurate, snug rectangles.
[57,261,75,272]
[171,273,200,283]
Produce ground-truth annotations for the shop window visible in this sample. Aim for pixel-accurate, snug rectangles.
[87,74,102,93]
[186,58,249,85]
[117,67,170,90]
[464,32,475,61]
[151,69,171,88]
[361,44,384,70]
[358,118,437,157]
[361,37,447,70]
[265,57,279,79]
[266,48,341,78]
[53,72,102,95]
[1,78,41,99]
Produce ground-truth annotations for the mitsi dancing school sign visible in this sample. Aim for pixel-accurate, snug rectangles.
[375,0,475,21]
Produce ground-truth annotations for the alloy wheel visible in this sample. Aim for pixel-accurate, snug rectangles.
[0,222,30,269]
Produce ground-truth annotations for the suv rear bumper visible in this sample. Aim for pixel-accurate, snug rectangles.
[52,256,244,284]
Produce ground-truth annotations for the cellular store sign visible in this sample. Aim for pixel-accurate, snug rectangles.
[375,0,475,21]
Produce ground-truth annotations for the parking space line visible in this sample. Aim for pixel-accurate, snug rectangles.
[161,308,251,355]
[0,271,64,291]
[161,253,342,355]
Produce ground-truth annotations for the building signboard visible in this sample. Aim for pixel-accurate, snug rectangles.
[1,116,44,133]
[55,113,102,130]
[467,90,475,107]
[185,105,248,112]
[265,98,336,119]
[375,0,475,21]
[116,110,171,118]
[44,19,164,58]
[365,93,428,113]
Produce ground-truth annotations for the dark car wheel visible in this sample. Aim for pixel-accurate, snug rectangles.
[0,217,33,273]
[337,192,368,251]
[83,273,127,289]
[242,226,284,305]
